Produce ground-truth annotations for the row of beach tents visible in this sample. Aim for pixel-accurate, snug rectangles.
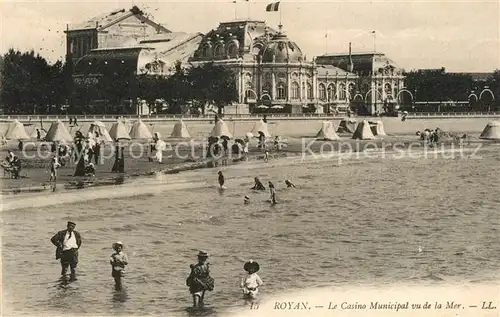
[316,119,387,140]
[0,119,192,143]
[0,118,270,143]
[2,118,500,143]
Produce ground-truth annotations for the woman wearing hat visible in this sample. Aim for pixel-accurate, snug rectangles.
[241,260,263,298]
[110,242,128,290]
[186,251,214,309]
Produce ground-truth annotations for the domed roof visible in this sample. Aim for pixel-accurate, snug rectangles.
[261,33,303,63]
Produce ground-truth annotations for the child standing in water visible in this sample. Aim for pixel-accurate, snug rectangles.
[218,171,225,189]
[241,260,263,298]
[110,242,128,290]
[268,181,277,204]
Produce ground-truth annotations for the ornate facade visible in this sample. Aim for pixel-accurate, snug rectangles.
[67,6,405,115]
[189,20,405,115]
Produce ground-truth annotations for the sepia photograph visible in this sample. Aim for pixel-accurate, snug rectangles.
[0,0,499,316]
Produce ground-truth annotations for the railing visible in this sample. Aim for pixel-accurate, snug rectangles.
[406,112,500,117]
[0,113,344,121]
[2,112,500,121]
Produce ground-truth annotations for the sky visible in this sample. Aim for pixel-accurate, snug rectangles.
[1,0,499,72]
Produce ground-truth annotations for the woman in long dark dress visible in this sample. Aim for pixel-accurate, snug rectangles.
[73,140,86,176]
[111,143,125,173]
[186,251,214,309]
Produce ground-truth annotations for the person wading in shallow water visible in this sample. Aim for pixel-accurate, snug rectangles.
[50,221,82,280]
[218,171,225,189]
[186,251,215,309]
[110,242,128,290]
[268,181,277,204]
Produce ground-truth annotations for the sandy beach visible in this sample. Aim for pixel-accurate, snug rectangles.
[0,132,490,193]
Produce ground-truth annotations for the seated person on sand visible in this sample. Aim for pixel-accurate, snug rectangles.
[251,177,266,191]
[85,162,96,177]
[9,156,22,179]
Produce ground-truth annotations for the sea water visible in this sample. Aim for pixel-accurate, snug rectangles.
[2,146,500,316]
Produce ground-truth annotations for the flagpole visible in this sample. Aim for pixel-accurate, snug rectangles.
[233,1,237,20]
[279,2,283,30]
[373,31,376,52]
[247,0,250,20]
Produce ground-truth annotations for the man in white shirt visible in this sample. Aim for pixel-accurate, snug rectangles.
[50,221,82,280]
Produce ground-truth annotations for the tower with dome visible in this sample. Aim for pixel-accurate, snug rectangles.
[190,19,404,115]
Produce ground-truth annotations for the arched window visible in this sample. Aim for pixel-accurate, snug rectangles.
[348,83,356,95]
[215,44,225,57]
[246,88,257,101]
[202,44,212,58]
[277,82,287,100]
[339,83,346,100]
[252,43,263,55]
[227,43,239,58]
[384,83,392,99]
[291,82,300,99]
[307,83,313,100]
[319,84,326,101]
[262,82,272,98]
[327,84,336,101]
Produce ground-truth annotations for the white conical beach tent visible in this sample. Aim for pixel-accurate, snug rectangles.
[45,120,73,142]
[88,121,113,142]
[316,121,340,141]
[210,119,233,138]
[250,119,271,137]
[352,120,376,140]
[479,121,500,140]
[5,120,30,140]
[129,120,153,140]
[170,120,191,138]
[370,120,387,136]
[109,121,131,141]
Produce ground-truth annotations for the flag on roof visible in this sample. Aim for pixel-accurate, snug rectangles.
[266,1,280,12]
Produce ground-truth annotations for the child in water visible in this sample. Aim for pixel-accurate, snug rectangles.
[241,260,263,298]
[218,171,225,189]
[285,180,296,188]
[268,181,277,204]
[110,241,128,290]
[244,196,250,205]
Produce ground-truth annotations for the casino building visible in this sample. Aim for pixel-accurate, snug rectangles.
[67,6,406,115]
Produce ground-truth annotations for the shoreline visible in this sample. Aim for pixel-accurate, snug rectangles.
[2,135,496,196]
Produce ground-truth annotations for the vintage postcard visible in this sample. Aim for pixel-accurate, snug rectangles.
[0,0,498,316]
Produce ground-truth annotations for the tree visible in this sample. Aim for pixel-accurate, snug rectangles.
[1,49,67,114]
[155,61,191,114]
[188,62,238,114]
[404,68,473,102]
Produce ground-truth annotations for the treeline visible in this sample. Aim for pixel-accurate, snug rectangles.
[404,68,499,104]
[0,49,238,115]
[0,49,72,114]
